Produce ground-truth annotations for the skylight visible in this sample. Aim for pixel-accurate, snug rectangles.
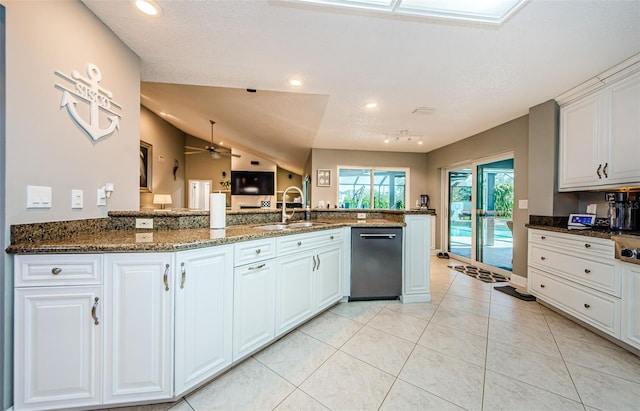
[291,0,528,25]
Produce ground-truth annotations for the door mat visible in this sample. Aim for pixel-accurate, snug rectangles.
[494,285,536,302]
[449,265,510,283]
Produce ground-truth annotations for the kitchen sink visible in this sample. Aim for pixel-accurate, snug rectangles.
[255,222,326,230]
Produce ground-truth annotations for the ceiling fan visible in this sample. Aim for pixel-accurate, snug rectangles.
[184,120,240,159]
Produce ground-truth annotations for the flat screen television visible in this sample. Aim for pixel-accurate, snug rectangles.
[230,171,275,195]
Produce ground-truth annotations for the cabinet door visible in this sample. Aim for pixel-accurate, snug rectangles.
[275,252,314,337]
[233,260,275,361]
[315,244,343,312]
[403,215,431,299]
[15,286,102,410]
[175,246,233,396]
[622,263,640,350]
[558,91,604,190]
[104,254,174,404]
[605,71,640,185]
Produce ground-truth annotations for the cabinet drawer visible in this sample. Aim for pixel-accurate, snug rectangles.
[529,268,620,337]
[530,245,619,296]
[277,229,343,256]
[528,229,614,258]
[234,238,276,267]
[15,254,102,287]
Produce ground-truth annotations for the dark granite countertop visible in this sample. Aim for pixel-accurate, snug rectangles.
[6,219,404,254]
[525,224,618,239]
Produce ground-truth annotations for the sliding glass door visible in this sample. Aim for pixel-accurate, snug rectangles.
[445,155,514,272]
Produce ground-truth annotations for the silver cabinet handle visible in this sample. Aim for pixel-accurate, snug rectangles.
[584,243,591,248]
[51,267,62,275]
[360,233,396,239]
[248,263,266,271]
[91,297,99,325]
[540,256,546,260]
[312,255,317,271]
[603,163,608,178]
[584,269,591,274]
[180,262,186,289]
[316,254,321,270]
[163,263,170,291]
[541,236,546,240]
[596,164,602,179]
[540,284,546,288]
[255,249,261,255]
[330,235,334,240]
[584,303,591,309]
[297,241,302,247]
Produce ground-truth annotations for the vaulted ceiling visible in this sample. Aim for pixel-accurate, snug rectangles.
[82,0,640,174]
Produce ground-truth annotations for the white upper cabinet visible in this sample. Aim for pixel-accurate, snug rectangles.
[559,68,640,191]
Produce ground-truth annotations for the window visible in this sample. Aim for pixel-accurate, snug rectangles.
[337,167,408,209]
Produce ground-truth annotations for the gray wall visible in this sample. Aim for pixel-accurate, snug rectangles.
[2,1,139,406]
[528,100,578,216]
[424,115,529,277]
[310,149,429,209]
[139,106,186,209]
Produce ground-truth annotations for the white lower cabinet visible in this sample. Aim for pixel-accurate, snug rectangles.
[403,214,431,302]
[315,243,343,311]
[275,252,315,336]
[15,286,103,411]
[174,246,233,396]
[232,258,276,360]
[103,253,174,404]
[527,229,621,338]
[621,263,640,350]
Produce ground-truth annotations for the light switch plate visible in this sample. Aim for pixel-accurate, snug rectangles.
[71,189,83,209]
[518,199,528,209]
[27,185,52,208]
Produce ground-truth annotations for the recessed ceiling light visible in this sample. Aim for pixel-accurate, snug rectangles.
[288,78,304,87]
[133,0,162,16]
[365,102,378,109]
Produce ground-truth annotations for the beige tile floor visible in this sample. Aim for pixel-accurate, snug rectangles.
[112,258,640,411]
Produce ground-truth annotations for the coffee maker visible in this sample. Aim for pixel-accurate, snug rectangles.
[420,194,430,209]
[607,192,639,231]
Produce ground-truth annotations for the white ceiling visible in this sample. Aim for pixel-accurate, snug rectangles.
[81,0,640,175]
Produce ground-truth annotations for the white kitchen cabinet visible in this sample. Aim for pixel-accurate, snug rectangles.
[315,243,343,311]
[15,286,103,411]
[275,252,315,336]
[174,245,233,396]
[621,262,640,350]
[274,229,344,337]
[103,253,174,404]
[559,69,640,191]
[233,246,276,361]
[403,214,431,303]
[527,229,621,338]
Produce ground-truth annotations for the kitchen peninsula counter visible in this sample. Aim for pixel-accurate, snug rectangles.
[7,208,435,254]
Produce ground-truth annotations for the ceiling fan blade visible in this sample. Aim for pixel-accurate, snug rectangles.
[184,151,206,155]
[185,146,207,151]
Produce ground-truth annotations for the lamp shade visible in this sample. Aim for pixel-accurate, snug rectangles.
[153,194,172,209]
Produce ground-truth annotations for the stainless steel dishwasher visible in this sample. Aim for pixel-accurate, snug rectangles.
[350,227,403,300]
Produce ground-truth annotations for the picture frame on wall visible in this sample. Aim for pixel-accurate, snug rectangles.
[140,140,152,192]
[317,169,331,187]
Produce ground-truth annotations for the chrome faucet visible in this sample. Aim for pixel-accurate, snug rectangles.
[282,186,304,223]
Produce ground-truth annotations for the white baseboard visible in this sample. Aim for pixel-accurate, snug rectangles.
[508,273,527,288]
[401,293,431,303]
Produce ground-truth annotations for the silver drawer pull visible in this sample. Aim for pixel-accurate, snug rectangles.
[180,262,186,289]
[540,256,546,261]
[541,236,546,240]
[248,264,266,271]
[540,284,546,288]
[91,297,99,325]
[255,249,261,255]
[163,264,170,292]
[584,303,590,309]
[297,241,302,247]
[584,269,591,274]
[330,235,334,240]
[584,243,591,248]
[51,267,62,275]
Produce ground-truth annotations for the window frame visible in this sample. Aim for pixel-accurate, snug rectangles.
[336,166,410,210]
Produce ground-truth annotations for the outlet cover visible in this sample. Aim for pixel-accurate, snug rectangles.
[136,218,154,229]
[357,213,367,219]
[27,185,52,208]
[518,199,528,209]
[71,189,83,209]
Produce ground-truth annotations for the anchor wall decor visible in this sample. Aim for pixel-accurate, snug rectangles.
[54,63,123,142]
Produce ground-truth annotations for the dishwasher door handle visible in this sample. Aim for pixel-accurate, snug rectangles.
[359,233,396,239]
